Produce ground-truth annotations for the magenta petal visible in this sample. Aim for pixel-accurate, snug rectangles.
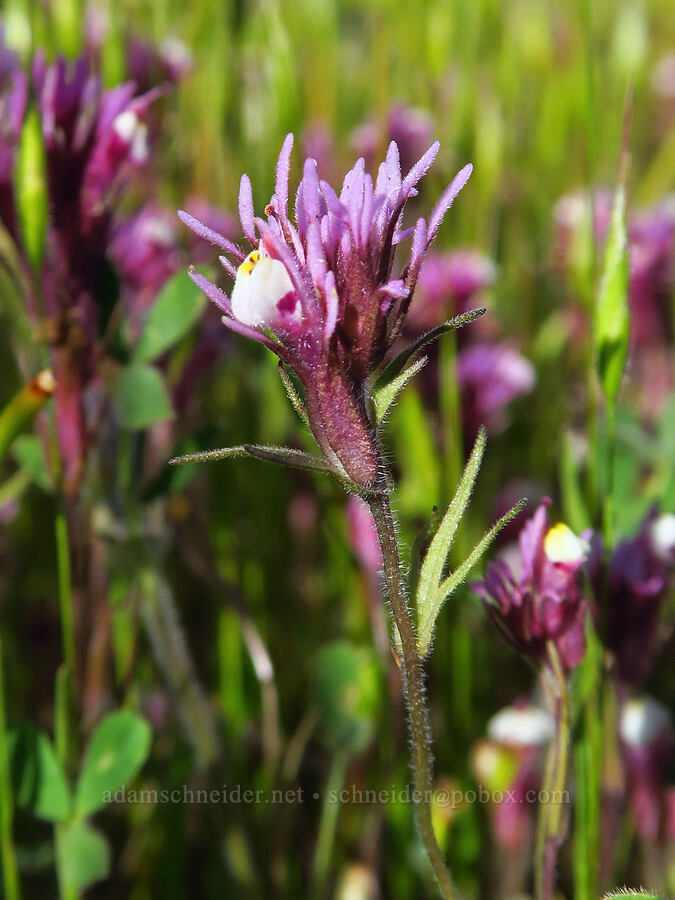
[275,133,294,224]
[178,210,245,260]
[187,268,231,315]
[401,140,440,196]
[426,163,473,244]
[238,173,256,244]
[406,217,428,289]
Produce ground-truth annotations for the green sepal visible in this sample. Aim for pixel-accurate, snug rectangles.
[371,356,428,424]
[415,427,525,655]
[373,307,485,391]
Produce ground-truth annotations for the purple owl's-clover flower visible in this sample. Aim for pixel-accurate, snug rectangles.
[605,511,675,686]
[413,249,497,327]
[32,52,163,262]
[457,341,535,437]
[481,703,555,853]
[620,696,673,843]
[179,135,473,489]
[347,496,383,575]
[351,103,433,177]
[110,202,182,324]
[22,53,163,492]
[472,500,591,674]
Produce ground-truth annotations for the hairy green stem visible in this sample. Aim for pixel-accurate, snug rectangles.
[54,665,78,900]
[55,511,76,680]
[369,487,458,900]
[0,638,21,900]
[535,643,571,900]
[54,511,80,900]
[138,568,221,770]
[534,720,557,898]
[310,749,349,900]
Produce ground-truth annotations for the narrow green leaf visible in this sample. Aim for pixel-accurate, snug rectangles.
[114,364,173,431]
[58,821,110,891]
[559,431,592,533]
[418,499,526,655]
[603,890,661,899]
[7,722,71,822]
[0,468,31,509]
[133,270,206,364]
[170,443,337,475]
[594,182,629,404]
[74,711,151,818]
[374,307,485,390]
[415,427,486,653]
[372,356,428,424]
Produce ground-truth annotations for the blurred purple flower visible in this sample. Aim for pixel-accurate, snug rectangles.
[485,703,554,852]
[172,307,232,413]
[473,501,590,673]
[32,52,162,276]
[110,202,182,323]
[7,52,164,493]
[605,511,674,686]
[555,189,675,349]
[351,103,433,176]
[620,696,673,843]
[347,496,383,575]
[126,35,192,93]
[457,341,535,437]
[652,53,675,101]
[408,249,496,332]
[0,44,28,241]
[553,189,612,256]
[628,199,675,346]
[301,123,338,186]
[180,134,473,488]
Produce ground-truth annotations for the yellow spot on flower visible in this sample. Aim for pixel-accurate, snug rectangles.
[238,249,260,276]
[544,523,589,564]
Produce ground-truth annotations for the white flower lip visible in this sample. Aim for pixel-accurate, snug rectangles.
[649,512,675,564]
[112,109,139,142]
[620,697,670,747]
[141,217,175,246]
[487,705,555,747]
[160,36,192,69]
[544,523,589,564]
[231,250,297,328]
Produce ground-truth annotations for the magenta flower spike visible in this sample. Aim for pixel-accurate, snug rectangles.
[178,135,473,490]
[620,696,673,843]
[473,501,590,673]
[8,51,164,493]
[605,511,674,685]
